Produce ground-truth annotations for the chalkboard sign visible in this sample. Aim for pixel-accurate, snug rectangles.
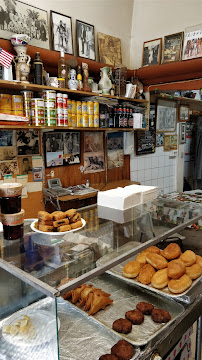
[136,105,156,155]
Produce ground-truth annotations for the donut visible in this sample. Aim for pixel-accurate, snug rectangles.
[151,268,169,289]
[125,309,144,325]
[196,255,202,269]
[146,253,168,270]
[142,246,160,254]
[112,318,132,334]
[136,251,149,266]
[180,250,196,267]
[167,259,186,279]
[136,302,154,315]
[186,263,202,279]
[168,274,192,294]
[138,264,156,285]
[99,355,118,360]
[111,340,134,360]
[151,308,171,323]
[161,243,181,260]
[123,261,141,278]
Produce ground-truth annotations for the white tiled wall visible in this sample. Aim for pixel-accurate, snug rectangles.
[130,146,177,194]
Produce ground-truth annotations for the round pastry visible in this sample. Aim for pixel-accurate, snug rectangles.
[125,309,144,325]
[123,261,141,278]
[146,253,168,270]
[167,259,186,279]
[136,251,149,266]
[168,274,192,294]
[151,268,169,289]
[99,355,118,360]
[196,255,202,269]
[180,250,196,267]
[151,308,171,323]
[186,263,202,279]
[142,246,160,254]
[138,264,156,285]
[111,340,134,360]
[136,301,154,315]
[112,318,132,334]
[161,243,181,260]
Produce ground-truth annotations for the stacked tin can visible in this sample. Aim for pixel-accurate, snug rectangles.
[31,98,45,126]
[56,93,68,126]
[93,101,99,127]
[43,90,56,126]
[20,91,33,124]
[11,95,23,116]
[0,94,12,114]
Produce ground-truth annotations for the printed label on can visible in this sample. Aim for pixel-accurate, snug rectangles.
[46,118,56,126]
[43,90,56,100]
[44,100,56,108]
[82,114,89,127]
[89,115,94,127]
[94,114,99,127]
[94,102,99,114]
[63,108,68,115]
[71,100,76,114]
[76,101,82,114]
[68,113,72,127]
[72,114,77,127]
[45,109,56,117]
[82,102,87,114]
[87,101,94,115]
[77,114,82,127]
[32,99,44,107]
[68,100,72,113]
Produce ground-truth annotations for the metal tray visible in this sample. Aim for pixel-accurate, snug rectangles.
[63,273,184,348]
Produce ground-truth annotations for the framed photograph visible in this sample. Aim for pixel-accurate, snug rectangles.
[17,130,40,155]
[107,132,124,167]
[0,160,19,176]
[182,25,202,60]
[162,32,184,63]
[156,99,177,132]
[164,134,178,151]
[179,105,190,122]
[0,130,13,146]
[33,167,43,181]
[156,133,164,147]
[19,156,33,175]
[76,20,95,60]
[84,152,104,174]
[0,0,49,49]
[142,38,162,67]
[97,32,122,66]
[50,11,73,54]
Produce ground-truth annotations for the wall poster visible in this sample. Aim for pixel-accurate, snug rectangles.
[107,132,124,169]
[83,132,104,174]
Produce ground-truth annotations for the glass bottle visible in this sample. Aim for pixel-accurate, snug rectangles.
[126,107,130,128]
[77,66,83,90]
[33,52,43,85]
[58,50,67,85]
[123,106,128,128]
[129,108,133,128]
[99,104,106,128]
[109,108,114,128]
[118,104,123,128]
[114,107,119,128]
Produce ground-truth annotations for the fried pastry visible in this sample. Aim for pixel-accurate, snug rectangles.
[71,284,86,303]
[186,263,202,279]
[65,208,77,218]
[38,219,53,226]
[38,224,54,232]
[151,268,169,289]
[112,318,132,334]
[34,221,39,229]
[136,302,154,315]
[38,211,53,221]
[88,292,113,316]
[99,355,118,360]
[63,290,72,300]
[180,250,196,267]
[138,263,156,284]
[151,309,171,323]
[136,251,149,266]
[84,289,110,312]
[161,243,181,260]
[69,212,81,223]
[58,224,71,232]
[196,254,202,269]
[125,309,144,325]
[78,285,94,307]
[168,274,192,294]
[111,340,134,360]
[142,246,160,254]
[146,253,168,270]
[53,218,69,228]
[51,211,65,221]
[123,260,141,278]
[70,220,83,229]
[167,259,186,279]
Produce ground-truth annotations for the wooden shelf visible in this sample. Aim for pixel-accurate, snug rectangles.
[0,124,145,131]
[151,94,202,109]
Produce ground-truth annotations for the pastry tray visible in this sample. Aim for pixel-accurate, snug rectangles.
[63,273,184,348]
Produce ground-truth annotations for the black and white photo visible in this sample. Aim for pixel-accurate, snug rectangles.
[76,20,95,60]
[50,11,73,54]
[156,100,177,132]
[142,38,162,67]
[0,0,49,49]
[84,152,104,174]
[17,130,40,155]
[0,130,13,146]
[44,132,64,153]
[63,132,80,165]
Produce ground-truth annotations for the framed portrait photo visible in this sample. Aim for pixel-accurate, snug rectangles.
[162,32,184,64]
[0,0,49,49]
[76,20,95,60]
[156,99,177,132]
[182,24,202,60]
[97,32,122,66]
[50,11,73,54]
[179,105,190,122]
[142,38,162,67]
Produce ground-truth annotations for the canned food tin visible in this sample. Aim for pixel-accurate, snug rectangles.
[77,114,82,127]
[64,115,68,126]
[63,94,68,108]
[94,101,99,114]
[56,93,63,108]
[0,94,12,110]
[24,108,31,118]
[32,117,44,126]
[45,108,56,118]
[82,101,87,114]
[32,108,45,117]
[57,114,64,126]
[76,101,82,114]
[0,109,12,114]
[71,100,76,114]
[94,114,99,127]
[57,108,63,115]
[42,90,56,100]
[82,114,89,127]
[88,115,94,127]
[31,98,44,108]
[46,117,56,126]
[68,113,72,127]
[63,108,68,116]
[12,95,23,110]
[72,114,77,127]
[12,110,23,116]
[68,100,72,113]
[87,101,94,115]
[44,100,56,108]
[20,91,33,100]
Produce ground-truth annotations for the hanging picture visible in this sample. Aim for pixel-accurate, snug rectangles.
[63,132,80,165]
[0,159,19,176]
[162,32,184,63]
[182,25,202,60]
[84,132,103,153]
[107,132,124,168]
[156,133,164,147]
[156,99,177,132]
[76,20,95,60]
[17,130,40,155]
[0,130,13,146]
[83,132,104,174]
[179,105,190,122]
[19,156,33,174]
[97,32,122,66]
[164,134,178,151]
[0,146,17,160]
[0,0,49,49]
[50,11,73,54]
[142,38,162,67]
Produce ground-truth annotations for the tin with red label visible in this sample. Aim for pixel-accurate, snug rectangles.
[57,113,64,126]
[32,116,45,126]
[63,94,68,108]
[64,115,68,126]
[56,93,63,108]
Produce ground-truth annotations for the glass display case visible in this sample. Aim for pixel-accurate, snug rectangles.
[0,198,201,360]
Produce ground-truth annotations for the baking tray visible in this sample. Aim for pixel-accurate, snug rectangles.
[63,273,184,348]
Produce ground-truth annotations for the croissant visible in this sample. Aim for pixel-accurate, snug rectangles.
[88,292,113,316]
[84,289,103,311]
[72,284,86,303]
[78,285,94,307]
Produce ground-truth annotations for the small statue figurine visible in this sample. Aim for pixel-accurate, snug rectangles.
[11,34,31,83]
[82,62,91,92]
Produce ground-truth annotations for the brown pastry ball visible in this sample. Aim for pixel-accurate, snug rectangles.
[146,253,168,270]
[142,246,160,254]
[136,301,154,315]
[151,308,171,323]
[125,309,144,325]
[161,243,181,260]
[167,259,186,279]
[138,264,156,285]
[112,318,132,334]
[123,261,141,278]
[168,274,192,294]
[186,263,202,279]
[180,250,196,267]
[196,255,202,269]
[111,340,134,360]
[136,251,149,266]
[151,268,169,289]
[99,355,118,360]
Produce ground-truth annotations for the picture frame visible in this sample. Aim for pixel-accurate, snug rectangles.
[156,99,177,132]
[182,24,202,60]
[76,20,95,60]
[97,32,122,66]
[179,105,190,122]
[164,134,178,151]
[50,11,73,54]
[156,132,164,147]
[162,32,184,64]
[142,38,162,67]
[0,0,49,49]
[16,130,40,155]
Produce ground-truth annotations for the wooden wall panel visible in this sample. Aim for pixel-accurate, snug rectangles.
[22,191,44,219]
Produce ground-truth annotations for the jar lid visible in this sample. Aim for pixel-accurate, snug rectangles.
[0,183,23,197]
[0,209,25,226]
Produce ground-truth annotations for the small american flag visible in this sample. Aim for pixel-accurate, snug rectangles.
[0,47,14,69]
